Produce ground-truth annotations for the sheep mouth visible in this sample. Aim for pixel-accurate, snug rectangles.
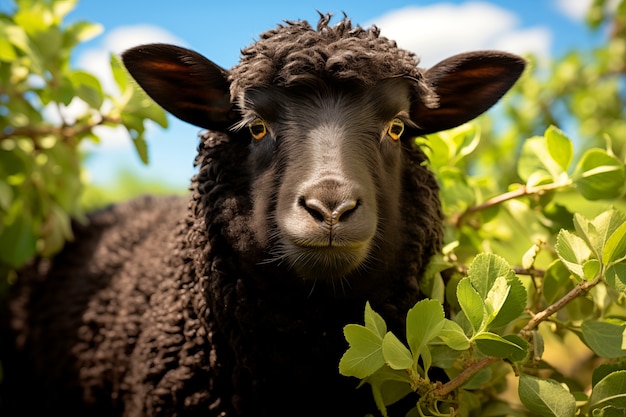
[281,240,370,280]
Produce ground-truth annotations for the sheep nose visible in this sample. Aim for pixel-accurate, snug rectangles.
[300,197,359,225]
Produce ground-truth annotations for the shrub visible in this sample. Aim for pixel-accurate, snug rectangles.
[0,0,167,286]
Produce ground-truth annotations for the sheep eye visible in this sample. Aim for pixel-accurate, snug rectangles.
[249,118,267,140]
[388,118,405,140]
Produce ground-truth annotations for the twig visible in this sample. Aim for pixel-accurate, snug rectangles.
[513,266,545,278]
[520,275,603,335]
[452,181,572,227]
[0,115,121,143]
[432,356,499,398]
[454,265,544,278]
[429,275,602,403]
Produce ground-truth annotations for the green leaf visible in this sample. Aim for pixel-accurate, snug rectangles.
[125,87,169,129]
[52,74,76,106]
[111,53,130,93]
[419,132,452,169]
[555,229,592,280]
[339,324,385,379]
[52,0,78,22]
[474,332,527,360]
[454,390,482,416]
[480,401,527,417]
[461,367,492,390]
[593,361,626,387]
[39,202,73,257]
[3,22,31,55]
[518,374,576,417]
[522,243,541,270]
[583,259,601,281]
[503,334,530,362]
[484,275,511,322]
[437,167,476,214]
[581,321,626,358]
[587,371,626,414]
[605,262,626,293]
[466,252,512,301]
[457,277,486,334]
[545,125,573,172]
[406,299,445,357]
[0,201,38,267]
[32,26,63,62]
[467,253,526,329]
[364,301,387,338]
[429,344,464,369]
[518,135,566,186]
[0,37,17,61]
[543,259,573,304]
[532,330,545,362]
[382,332,413,370]
[131,135,149,165]
[63,21,103,47]
[573,149,625,200]
[420,253,451,303]
[364,366,413,417]
[68,70,104,109]
[451,123,481,163]
[603,221,626,265]
[14,4,51,35]
[438,319,470,350]
[0,179,13,209]
[574,209,626,260]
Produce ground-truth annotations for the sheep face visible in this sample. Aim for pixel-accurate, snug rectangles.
[242,78,411,280]
[121,17,525,283]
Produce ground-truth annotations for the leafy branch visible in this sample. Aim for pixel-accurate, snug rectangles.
[431,356,499,398]
[0,114,122,143]
[452,180,571,228]
[0,0,168,277]
[339,124,626,417]
[521,274,603,335]
[430,272,605,403]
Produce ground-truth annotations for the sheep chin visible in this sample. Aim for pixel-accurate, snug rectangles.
[283,241,371,282]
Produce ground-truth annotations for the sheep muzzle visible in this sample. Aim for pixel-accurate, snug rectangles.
[276,174,378,281]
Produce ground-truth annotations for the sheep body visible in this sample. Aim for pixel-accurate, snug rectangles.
[0,14,524,417]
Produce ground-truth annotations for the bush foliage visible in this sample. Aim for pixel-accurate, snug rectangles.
[1,0,626,415]
[339,1,626,415]
[0,0,167,286]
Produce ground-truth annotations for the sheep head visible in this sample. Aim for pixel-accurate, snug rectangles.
[121,16,524,284]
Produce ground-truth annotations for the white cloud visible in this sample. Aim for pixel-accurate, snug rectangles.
[553,0,593,21]
[75,25,185,150]
[554,0,619,22]
[492,27,552,57]
[369,2,552,68]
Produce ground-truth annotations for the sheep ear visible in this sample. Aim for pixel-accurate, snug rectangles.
[411,51,525,135]
[121,44,235,131]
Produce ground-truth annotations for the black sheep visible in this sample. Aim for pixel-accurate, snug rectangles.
[0,14,524,417]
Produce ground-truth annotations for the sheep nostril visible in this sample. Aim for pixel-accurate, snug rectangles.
[333,199,358,223]
[299,197,328,223]
[299,196,359,225]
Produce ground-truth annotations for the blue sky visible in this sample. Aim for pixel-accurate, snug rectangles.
[3,0,609,188]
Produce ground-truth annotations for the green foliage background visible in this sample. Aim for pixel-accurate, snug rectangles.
[0,0,177,288]
[1,0,626,416]
[339,1,626,415]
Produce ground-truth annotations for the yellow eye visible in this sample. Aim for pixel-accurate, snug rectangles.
[388,118,404,140]
[249,118,267,140]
